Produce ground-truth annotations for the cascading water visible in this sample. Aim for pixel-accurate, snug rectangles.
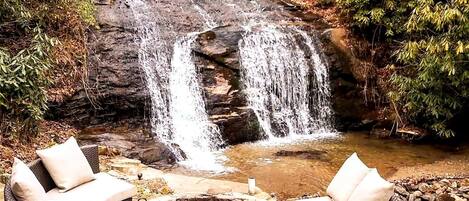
[239,25,334,141]
[131,0,334,171]
[131,0,225,171]
[167,4,226,171]
[169,34,226,171]
[129,0,174,149]
[193,4,218,29]
[296,29,334,133]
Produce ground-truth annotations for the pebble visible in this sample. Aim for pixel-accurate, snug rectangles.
[394,177,469,201]
[409,191,423,201]
[396,185,410,196]
[419,183,433,193]
[460,187,469,193]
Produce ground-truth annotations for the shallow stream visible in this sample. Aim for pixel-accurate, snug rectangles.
[169,132,469,199]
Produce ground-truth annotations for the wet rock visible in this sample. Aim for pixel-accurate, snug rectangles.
[211,108,262,145]
[194,26,243,71]
[275,150,328,161]
[370,128,392,139]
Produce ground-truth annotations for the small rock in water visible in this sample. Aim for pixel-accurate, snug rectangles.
[274,150,328,161]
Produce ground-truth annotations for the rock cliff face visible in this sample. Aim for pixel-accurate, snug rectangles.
[48,1,148,125]
[194,26,262,144]
[47,0,370,164]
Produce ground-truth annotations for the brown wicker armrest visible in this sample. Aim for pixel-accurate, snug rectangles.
[80,145,100,174]
[4,145,100,201]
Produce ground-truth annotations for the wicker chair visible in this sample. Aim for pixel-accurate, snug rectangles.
[4,145,132,201]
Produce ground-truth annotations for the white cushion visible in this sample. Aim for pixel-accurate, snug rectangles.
[46,173,136,201]
[326,153,370,201]
[10,158,47,201]
[296,196,332,201]
[36,137,95,192]
[348,168,394,201]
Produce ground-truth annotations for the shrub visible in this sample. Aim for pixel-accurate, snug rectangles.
[0,0,96,138]
[337,0,469,137]
[0,28,59,138]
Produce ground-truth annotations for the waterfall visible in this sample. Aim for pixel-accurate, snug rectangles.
[239,25,334,140]
[131,0,225,171]
[130,0,174,149]
[193,4,218,29]
[131,0,334,170]
[296,29,334,133]
[169,34,226,171]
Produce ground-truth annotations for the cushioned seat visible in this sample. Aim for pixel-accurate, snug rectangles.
[46,173,136,201]
[297,196,332,201]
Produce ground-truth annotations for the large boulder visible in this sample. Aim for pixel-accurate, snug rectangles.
[78,125,177,164]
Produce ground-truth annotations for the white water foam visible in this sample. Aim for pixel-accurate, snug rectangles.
[239,25,336,140]
[169,34,227,172]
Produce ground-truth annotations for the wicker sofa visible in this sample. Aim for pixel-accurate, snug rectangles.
[4,145,134,201]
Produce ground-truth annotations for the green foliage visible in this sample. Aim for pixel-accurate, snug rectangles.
[336,0,416,37]
[338,0,469,137]
[0,0,95,138]
[76,0,98,27]
[0,28,59,137]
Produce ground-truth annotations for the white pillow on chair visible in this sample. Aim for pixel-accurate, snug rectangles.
[326,153,370,201]
[10,158,47,201]
[348,168,394,201]
[36,137,95,192]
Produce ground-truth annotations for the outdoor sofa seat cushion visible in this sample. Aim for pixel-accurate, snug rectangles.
[46,172,136,201]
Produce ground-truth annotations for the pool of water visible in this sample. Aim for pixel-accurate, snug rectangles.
[169,132,469,200]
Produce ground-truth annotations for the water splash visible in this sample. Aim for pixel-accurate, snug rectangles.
[239,25,334,139]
